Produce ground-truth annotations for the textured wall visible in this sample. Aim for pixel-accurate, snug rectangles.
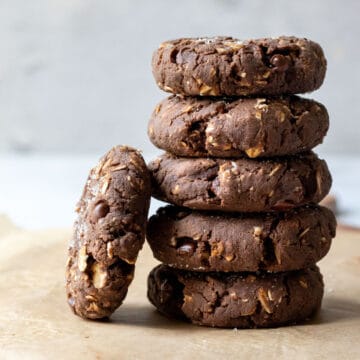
[0,0,358,155]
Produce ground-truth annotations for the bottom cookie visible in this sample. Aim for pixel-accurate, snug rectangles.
[148,265,323,328]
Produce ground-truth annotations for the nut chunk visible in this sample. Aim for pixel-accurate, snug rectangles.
[66,145,151,319]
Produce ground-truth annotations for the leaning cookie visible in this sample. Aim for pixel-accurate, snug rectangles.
[148,152,331,212]
[147,205,336,272]
[148,265,323,328]
[152,36,326,96]
[148,95,329,158]
[66,146,151,319]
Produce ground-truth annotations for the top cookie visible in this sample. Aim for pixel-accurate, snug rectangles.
[152,36,326,96]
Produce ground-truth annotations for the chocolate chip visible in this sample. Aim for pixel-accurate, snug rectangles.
[270,54,289,71]
[92,201,110,222]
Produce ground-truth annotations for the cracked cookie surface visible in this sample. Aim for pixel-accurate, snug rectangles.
[66,145,151,319]
[152,36,326,96]
[148,265,323,328]
[148,95,329,158]
[147,205,336,272]
[148,152,331,212]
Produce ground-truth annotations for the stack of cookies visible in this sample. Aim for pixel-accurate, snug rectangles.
[146,37,336,328]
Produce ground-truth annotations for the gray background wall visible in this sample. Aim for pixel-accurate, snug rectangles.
[0,0,358,155]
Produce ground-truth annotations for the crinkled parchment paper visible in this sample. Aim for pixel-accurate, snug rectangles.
[0,217,359,359]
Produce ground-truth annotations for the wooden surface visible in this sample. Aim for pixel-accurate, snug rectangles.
[0,217,359,359]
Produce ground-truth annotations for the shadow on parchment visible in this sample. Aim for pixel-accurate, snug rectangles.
[103,304,202,331]
[307,296,360,326]
[102,296,360,330]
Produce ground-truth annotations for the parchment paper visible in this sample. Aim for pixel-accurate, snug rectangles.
[0,216,359,359]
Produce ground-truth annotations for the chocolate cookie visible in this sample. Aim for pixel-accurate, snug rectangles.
[148,95,329,158]
[148,265,323,328]
[66,146,151,319]
[147,205,336,272]
[152,36,326,96]
[148,152,331,212]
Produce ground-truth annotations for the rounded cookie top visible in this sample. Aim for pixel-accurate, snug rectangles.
[66,145,151,319]
[147,205,336,272]
[148,95,329,158]
[148,264,324,328]
[152,36,326,96]
[148,152,331,213]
